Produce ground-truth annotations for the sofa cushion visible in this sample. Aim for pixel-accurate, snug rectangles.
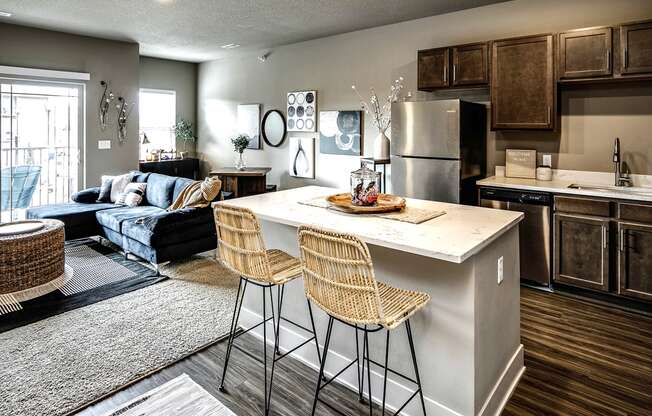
[27,202,116,228]
[71,187,101,203]
[96,206,163,233]
[121,207,213,246]
[145,173,176,209]
[173,177,194,202]
[131,171,150,183]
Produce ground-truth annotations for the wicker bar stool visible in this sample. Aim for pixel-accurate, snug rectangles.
[213,204,322,415]
[298,225,431,416]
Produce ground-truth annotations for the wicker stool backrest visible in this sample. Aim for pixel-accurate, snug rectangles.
[298,225,384,326]
[213,204,272,283]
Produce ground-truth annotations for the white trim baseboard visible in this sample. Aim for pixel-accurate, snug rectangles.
[0,65,90,81]
[239,307,464,416]
[477,345,525,416]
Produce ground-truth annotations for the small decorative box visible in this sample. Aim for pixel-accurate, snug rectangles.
[506,149,537,179]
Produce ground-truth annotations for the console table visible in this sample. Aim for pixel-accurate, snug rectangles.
[139,158,200,179]
[209,167,271,198]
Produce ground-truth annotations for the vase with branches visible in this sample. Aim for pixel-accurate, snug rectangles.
[231,134,251,170]
[174,119,196,157]
[352,77,404,159]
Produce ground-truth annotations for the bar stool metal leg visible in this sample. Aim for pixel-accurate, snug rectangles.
[407,319,427,416]
[382,329,390,415]
[365,327,372,416]
[219,277,247,392]
[311,316,334,416]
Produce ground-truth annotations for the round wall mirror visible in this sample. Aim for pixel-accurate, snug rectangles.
[262,110,287,147]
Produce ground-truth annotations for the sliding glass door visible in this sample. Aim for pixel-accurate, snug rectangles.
[0,78,84,222]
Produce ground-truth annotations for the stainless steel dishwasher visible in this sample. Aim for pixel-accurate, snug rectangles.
[480,187,552,288]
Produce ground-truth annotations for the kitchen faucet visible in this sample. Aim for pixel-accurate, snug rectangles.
[613,137,633,187]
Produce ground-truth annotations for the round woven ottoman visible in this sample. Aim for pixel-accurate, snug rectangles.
[0,219,72,306]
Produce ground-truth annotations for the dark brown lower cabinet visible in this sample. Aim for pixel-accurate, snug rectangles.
[554,213,610,292]
[617,221,652,301]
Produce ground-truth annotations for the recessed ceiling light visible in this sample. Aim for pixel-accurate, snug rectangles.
[221,43,240,49]
[0,11,12,17]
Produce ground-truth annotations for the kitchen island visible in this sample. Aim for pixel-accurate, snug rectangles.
[217,186,524,416]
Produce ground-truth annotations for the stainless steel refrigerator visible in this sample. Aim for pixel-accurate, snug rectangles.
[390,99,487,205]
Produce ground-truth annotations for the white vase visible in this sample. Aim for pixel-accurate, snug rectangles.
[373,131,390,160]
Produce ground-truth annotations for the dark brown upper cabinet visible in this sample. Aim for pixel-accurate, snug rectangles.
[452,43,489,87]
[620,20,652,75]
[417,48,450,90]
[491,34,555,130]
[558,27,612,79]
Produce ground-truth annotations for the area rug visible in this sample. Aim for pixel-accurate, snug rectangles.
[0,254,239,416]
[100,374,236,416]
[0,238,165,332]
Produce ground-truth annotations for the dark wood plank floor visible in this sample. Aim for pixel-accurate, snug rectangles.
[504,288,652,416]
[77,288,652,416]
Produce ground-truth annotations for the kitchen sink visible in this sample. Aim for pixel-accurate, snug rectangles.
[568,184,652,196]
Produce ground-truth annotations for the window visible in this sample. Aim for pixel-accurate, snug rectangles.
[139,89,176,160]
[1,78,84,221]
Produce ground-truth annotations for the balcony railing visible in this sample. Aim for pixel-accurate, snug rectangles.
[1,145,77,221]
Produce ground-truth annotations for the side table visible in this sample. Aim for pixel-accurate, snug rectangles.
[0,219,72,309]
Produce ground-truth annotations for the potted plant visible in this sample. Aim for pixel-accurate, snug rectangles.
[231,134,251,170]
[174,119,196,158]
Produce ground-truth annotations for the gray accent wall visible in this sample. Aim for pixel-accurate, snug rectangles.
[197,0,652,190]
[139,57,198,155]
[0,23,140,187]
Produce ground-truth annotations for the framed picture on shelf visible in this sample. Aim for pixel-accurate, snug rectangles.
[287,90,317,132]
[288,136,315,179]
[237,104,261,149]
[319,110,362,156]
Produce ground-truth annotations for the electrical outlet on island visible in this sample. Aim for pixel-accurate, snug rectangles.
[497,256,504,285]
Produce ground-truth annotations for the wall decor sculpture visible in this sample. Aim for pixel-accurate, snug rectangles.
[116,97,134,144]
[99,80,115,131]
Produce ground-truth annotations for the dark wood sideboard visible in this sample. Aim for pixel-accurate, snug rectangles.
[139,158,200,180]
[209,167,272,198]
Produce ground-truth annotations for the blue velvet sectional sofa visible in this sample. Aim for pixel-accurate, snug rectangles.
[26,172,218,265]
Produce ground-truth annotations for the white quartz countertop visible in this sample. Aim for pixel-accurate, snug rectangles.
[477,174,652,202]
[214,186,523,263]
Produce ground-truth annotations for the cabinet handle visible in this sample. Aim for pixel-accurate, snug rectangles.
[624,47,628,67]
[547,106,551,125]
[620,228,625,251]
[444,65,448,83]
[602,225,607,249]
[606,49,611,71]
[453,64,457,82]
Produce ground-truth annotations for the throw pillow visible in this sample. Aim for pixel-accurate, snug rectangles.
[116,182,147,207]
[110,173,133,203]
[97,176,114,202]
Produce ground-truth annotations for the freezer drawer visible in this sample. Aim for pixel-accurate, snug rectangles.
[391,156,460,203]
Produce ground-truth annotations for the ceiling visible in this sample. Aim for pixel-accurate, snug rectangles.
[0,0,506,63]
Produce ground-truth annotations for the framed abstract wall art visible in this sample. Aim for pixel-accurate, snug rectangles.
[319,110,362,156]
[237,103,261,149]
[287,90,317,132]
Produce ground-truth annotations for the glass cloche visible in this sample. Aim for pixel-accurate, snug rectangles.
[350,165,381,206]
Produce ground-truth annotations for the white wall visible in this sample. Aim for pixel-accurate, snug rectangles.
[197,0,652,190]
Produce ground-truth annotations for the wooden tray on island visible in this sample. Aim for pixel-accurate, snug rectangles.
[326,193,406,214]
